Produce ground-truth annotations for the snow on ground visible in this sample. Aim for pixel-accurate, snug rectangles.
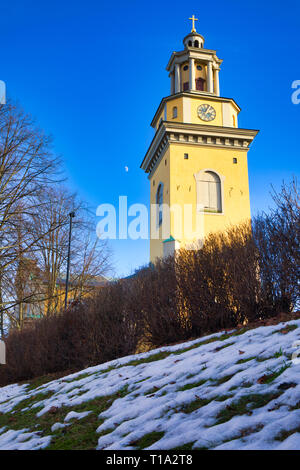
[0,317,300,450]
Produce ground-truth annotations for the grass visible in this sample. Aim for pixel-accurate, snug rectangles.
[172,337,218,355]
[214,394,233,402]
[130,431,165,450]
[272,324,298,335]
[1,318,299,450]
[180,397,212,414]
[49,415,112,450]
[125,351,171,367]
[237,356,256,364]
[215,392,281,425]
[258,363,290,384]
[214,373,236,386]
[177,379,207,391]
[144,385,165,395]
[231,328,249,336]
[0,385,129,450]
[214,342,235,352]
[274,348,284,358]
[64,372,93,383]
[172,332,235,357]
[256,355,273,362]
[275,426,300,442]
[221,423,264,445]
[170,441,196,450]
[135,376,151,384]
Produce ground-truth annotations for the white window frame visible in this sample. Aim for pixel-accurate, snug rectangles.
[156,182,164,226]
[194,169,225,215]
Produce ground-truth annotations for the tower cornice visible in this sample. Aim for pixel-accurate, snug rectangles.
[166,48,220,72]
[141,121,259,177]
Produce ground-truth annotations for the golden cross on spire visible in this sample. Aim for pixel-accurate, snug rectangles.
[189,14,198,33]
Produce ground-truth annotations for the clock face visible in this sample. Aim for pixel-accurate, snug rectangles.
[197,104,216,122]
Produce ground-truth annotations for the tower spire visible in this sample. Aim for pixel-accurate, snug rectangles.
[189,14,198,33]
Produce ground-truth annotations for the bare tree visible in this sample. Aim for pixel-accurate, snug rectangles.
[0,101,61,333]
[252,177,300,314]
[15,185,111,320]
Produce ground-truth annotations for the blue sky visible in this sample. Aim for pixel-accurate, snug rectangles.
[1,0,299,277]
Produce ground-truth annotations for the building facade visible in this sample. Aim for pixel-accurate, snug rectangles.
[141,19,259,262]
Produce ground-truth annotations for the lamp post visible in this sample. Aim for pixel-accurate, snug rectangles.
[65,211,75,310]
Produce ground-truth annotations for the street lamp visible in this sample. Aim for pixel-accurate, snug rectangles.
[65,211,75,310]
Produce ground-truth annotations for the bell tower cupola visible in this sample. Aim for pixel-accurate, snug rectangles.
[167,15,222,96]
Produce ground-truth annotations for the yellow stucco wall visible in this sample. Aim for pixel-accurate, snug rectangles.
[154,95,238,129]
[166,97,183,122]
[195,62,207,81]
[149,142,251,262]
[150,147,171,261]
[148,91,251,262]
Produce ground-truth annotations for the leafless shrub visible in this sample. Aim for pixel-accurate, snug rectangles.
[176,221,260,335]
[252,177,300,314]
[133,257,191,348]
[1,179,298,386]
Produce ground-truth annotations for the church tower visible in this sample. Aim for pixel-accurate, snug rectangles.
[140,17,259,262]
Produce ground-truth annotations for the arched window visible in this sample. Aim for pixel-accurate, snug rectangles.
[172,106,177,118]
[188,40,192,46]
[194,40,199,47]
[196,171,222,212]
[156,183,163,225]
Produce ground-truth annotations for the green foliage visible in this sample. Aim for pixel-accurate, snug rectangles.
[130,431,165,450]
[177,379,207,391]
[215,392,281,425]
[0,386,129,450]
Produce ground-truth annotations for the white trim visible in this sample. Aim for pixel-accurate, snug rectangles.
[156,182,164,228]
[207,61,213,93]
[189,57,195,91]
[163,239,180,258]
[194,169,225,215]
[175,64,180,93]
[182,96,191,123]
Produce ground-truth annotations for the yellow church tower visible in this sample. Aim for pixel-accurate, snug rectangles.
[141,17,259,262]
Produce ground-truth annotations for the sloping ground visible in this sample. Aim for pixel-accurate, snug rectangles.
[0,317,300,450]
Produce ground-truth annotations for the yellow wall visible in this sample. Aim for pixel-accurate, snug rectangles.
[150,143,251,261]
[155,109,164,129]
[195,62,207,81]
[166,97,183,122]
[181,62,189,90]
[154,95,239,128]
[150,148,171,260]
